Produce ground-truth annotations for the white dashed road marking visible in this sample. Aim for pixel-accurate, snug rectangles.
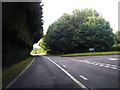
[44,56,88,90]
[99,64,104,66]
[111,67,118,69]
[63,65,66,67]
[65,57,119,70]
[104,65,110,68]
[79,75,88,81]
[108,58,118,60]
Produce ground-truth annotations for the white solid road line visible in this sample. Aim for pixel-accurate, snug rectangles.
[80,75,88,81]
[44,56,88,90]
[6,58,35,89]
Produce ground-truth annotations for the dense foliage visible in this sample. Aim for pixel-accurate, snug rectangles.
[110,44,120,51]
[3,2,43,67]
[115,31,120,44]
[44,9,115,54]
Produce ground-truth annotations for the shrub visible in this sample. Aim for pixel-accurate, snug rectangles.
[110,44,120,51]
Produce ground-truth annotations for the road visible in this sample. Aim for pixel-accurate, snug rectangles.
[7,55,119,89]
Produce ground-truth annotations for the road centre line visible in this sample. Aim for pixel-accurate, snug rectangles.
[79,75,88,81]
[44,56,88,90]
[63,65,66,67]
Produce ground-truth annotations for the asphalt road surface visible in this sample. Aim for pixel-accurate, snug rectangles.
[7,55,119,89]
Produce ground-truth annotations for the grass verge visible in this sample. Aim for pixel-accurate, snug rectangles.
[2,57,34,88]
[57,51,120,57]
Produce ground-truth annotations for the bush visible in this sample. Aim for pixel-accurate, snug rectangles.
[110,44,120,51]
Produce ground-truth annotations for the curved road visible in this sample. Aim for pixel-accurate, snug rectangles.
[7,55,119,89]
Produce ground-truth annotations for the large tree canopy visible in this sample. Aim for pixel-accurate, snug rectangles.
[43,8,115,54]
[3,2,43,67]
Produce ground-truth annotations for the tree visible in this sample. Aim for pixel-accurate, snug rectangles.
[2,2,43,67]
[43,8,115,54]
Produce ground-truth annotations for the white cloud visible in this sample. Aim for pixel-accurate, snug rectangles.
[42,0,119,34]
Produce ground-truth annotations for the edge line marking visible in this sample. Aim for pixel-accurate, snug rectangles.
[6,58,35,89]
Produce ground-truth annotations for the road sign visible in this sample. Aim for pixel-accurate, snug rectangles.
[89,48,95,52]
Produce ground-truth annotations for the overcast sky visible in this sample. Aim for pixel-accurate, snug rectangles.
[42,0,119,34]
